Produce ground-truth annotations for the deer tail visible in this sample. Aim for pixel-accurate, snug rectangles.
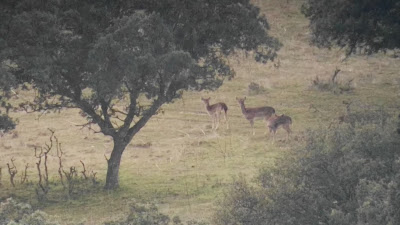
[223,103,228,114]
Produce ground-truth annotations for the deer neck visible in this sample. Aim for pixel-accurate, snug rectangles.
[204,102,211,111]
[239,102,247,114]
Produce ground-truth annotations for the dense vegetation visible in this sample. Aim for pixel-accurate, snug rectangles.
[302,0,400,55]
[214,110,400,224]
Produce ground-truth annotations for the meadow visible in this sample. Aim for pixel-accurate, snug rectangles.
[1,0,400,224]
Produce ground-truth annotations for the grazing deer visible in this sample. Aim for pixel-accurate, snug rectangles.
[236,97,275,135]
[267,114,292,142]
[201,97,228,130]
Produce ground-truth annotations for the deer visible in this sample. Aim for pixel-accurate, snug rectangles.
[266,114,292,142]
[201,97,228,130]
[236,97,275,135]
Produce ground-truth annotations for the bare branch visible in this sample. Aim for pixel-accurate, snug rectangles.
[126,97,164,140]
[80,160,88,180]
[104,154,109,162]
[7,158,17,187]
[21,163,29,184]
[74,98,117,137]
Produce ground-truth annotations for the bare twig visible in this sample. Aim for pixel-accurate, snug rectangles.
[56,139,64,187]
[75,122,101,133]
[63,166,77,195]
[80,160,88,180]
[20,163,29,184]
[7,158,17,187]
[331,68,341,83]
[91,171,97,184]
[35,152,46,193]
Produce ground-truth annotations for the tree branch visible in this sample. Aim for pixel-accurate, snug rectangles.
[74,98,117,137]
[126,97,164,140]
[119,91,139,135]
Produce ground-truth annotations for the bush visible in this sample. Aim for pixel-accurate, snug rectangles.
[310,76,353,94]
[247,82,268,96]
[0,198,59,225]
[0,114,16,134]
[105,202,209,225]
[214,111,400,225]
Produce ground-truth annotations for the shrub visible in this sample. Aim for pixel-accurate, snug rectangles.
[311,76,353,94]
[0,114,16,134]
[310,69,353,94]
[247,82,268,96]
[0,198,59,225]
[105,202,209,225]
[214,111,400,225]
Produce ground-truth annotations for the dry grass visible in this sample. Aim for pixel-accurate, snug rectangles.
[1,0,400,224]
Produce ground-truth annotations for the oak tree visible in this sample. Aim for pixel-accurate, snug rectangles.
[302,0,400,55]
[0,0,280,189]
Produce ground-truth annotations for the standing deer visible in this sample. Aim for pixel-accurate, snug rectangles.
[236,97,275,135]
[201,97,228,130]
[266,114,292,142]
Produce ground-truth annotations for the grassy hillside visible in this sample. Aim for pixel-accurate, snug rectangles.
[1,0,400,224]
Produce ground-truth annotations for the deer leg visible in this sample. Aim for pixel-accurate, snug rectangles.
[272,130,277,143]
[215,113,220,130]
[250,120,255,135]
[284,124,292,141]
[224,111,229,129]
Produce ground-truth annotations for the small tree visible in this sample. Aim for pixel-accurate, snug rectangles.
[1,0,280,189]
[302,0,400,55]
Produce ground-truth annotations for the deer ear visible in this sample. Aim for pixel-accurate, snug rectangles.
[244,96,246,100]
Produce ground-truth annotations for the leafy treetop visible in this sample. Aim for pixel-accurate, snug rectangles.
[302,0,400,55]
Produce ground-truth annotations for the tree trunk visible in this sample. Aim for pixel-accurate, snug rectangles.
[104,138,128,190]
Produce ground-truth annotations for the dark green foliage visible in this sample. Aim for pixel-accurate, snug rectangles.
[302,0,400,55]
[215,111,400,225]
[0,115,15,133]
[141,0,281,62]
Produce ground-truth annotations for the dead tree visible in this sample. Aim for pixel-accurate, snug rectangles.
[20,163,29,184]
[80,160,88,180]
[91,171,97,185]
[56,138,65,187]
[42,129,55,186]
[35,147,48,194]
[7,158,17,187]
[63,166,77,195]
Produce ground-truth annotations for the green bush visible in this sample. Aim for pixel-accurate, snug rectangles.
[247,82,268,96]
[214,111,400,225]
[0,198,59,225]
[105,202,209,225]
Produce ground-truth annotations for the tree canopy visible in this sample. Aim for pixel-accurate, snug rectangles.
[0,0,280,189]
[302,0,400,54]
